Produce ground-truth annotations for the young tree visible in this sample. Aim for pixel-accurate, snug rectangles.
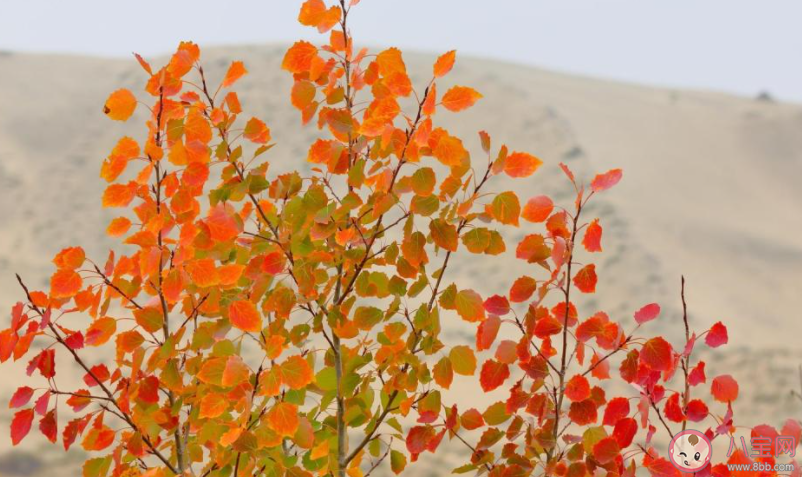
[1,1,798,477]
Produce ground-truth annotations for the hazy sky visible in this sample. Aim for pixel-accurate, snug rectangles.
[2,1,801,102]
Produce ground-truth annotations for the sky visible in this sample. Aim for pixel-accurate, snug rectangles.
[2,0,801,102]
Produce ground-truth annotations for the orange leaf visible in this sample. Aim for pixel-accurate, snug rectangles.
[187,258,219,288]
[479,359,509,392]
[573,264,597,293]
[102,183,136,208]
[441,86,482,112]
[53,247,85,270]
[298,0,341,33]
[591,169,623,192]
[268,402,299,437]
[85,317,117,346]
[50,269,82,298]
[222,356,251,387]
[476,315,500,351]
[104,89,137,121]
[82,425,115,451]
[433,50,456,78]
[509,276,536,303]
[199,393,228,418]
[429,219,458,252]
[228,300,262,333]
[582,219,602,252]
[106,217,132,237]
[504,152,542,178]
[243,117,271,144]
[454,290,485,322]
[222,61,248,88]
[711,375,739,402]
[491,192,520,226]
[522,196,553,223]
[281,356,314,390]
[282,41,318,74]
[197,358,226,386]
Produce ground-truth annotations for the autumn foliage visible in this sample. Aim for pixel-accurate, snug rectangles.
[2,1,799,477]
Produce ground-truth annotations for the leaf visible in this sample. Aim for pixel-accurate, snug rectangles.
[53,247,86,270]
[568,399,597,426]
[441,86,482,112]
[298,0,341,33]
[82,425,115,451]
[572,264,597,293]
[634,303,661,324]
[199,393,228,419]
[429,219,458,252]
[106,217,132,237]
[602,397,630,426]
[491,192,520,226]
[281,356,313,390]
[450,346,477,376]
[522,196,553,223]
[516,234,550,263]
[455,289,485,322]
[705,321,728,348]
[9,387,34,409]
[102,183,136,207]
[504,152,542,178]
[582,219,602,252]
[711,375,739,402]
[222,356,250,387]
[244,117,271,144]
[592,437,620,464]
[483,295,510,316]
[197,357,226,386]
[10,408,34,445]
[564,375,590,402]
[431,132,467,166]
[268,402,299,437]
[640,337,673,371]
[390,449,407,474]
[590,169,623,192]
[476,315,500,351]
[134,306,163,333]
[221,61,248,87]
[406,426,435,455]
[433,357,453,389]
[85,318,116,346]
[509,276,536,303]
[686,399,708,422]
[479,359,509,392]
[229,300,262,333]
[411,167,436,197]
[50,269,82,299]
[612,418,637,448]
[282,41,318,74]
[83,457,112,477]
[433,50,456,77]
[104,89,137,121]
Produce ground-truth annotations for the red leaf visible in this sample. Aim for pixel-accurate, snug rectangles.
[634,303,661,324]
[711,375,739,403]
[406,425,435,455]
[9,387,34,409]
[137,376,160,404]
[11,408,34,445]
[592,436,620,464]
[461,409,485,430]
[573,264,597,293]
[591,169,623,192]
[582,219,602,252]
[705,321,728,348]
[483,295,510,316]
[689,361,706,386]
[564,375,590,402]
[479,360,510,392]
[613,417,637,448]
[603,397,631,426]
[476,315,500,351]
[640,337,673,371]
[664,393,685,422]
[686,399,708,422]
[39,410,57,443]
[568,399,598,426]
[521,196,554,223]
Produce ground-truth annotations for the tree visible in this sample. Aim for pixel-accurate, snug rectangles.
[1,1,798,477]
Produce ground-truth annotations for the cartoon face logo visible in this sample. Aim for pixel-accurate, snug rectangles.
[668,429,712,473]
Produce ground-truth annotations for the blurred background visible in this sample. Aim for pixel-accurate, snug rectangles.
[1,1,801,475]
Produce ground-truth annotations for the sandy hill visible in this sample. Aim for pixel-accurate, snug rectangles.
[0,45,800,475]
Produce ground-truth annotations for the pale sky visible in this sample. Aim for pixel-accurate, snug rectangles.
[2,0,801,102]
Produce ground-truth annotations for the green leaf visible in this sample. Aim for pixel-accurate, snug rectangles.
[390,449,407,474]
[491,191,521,226]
